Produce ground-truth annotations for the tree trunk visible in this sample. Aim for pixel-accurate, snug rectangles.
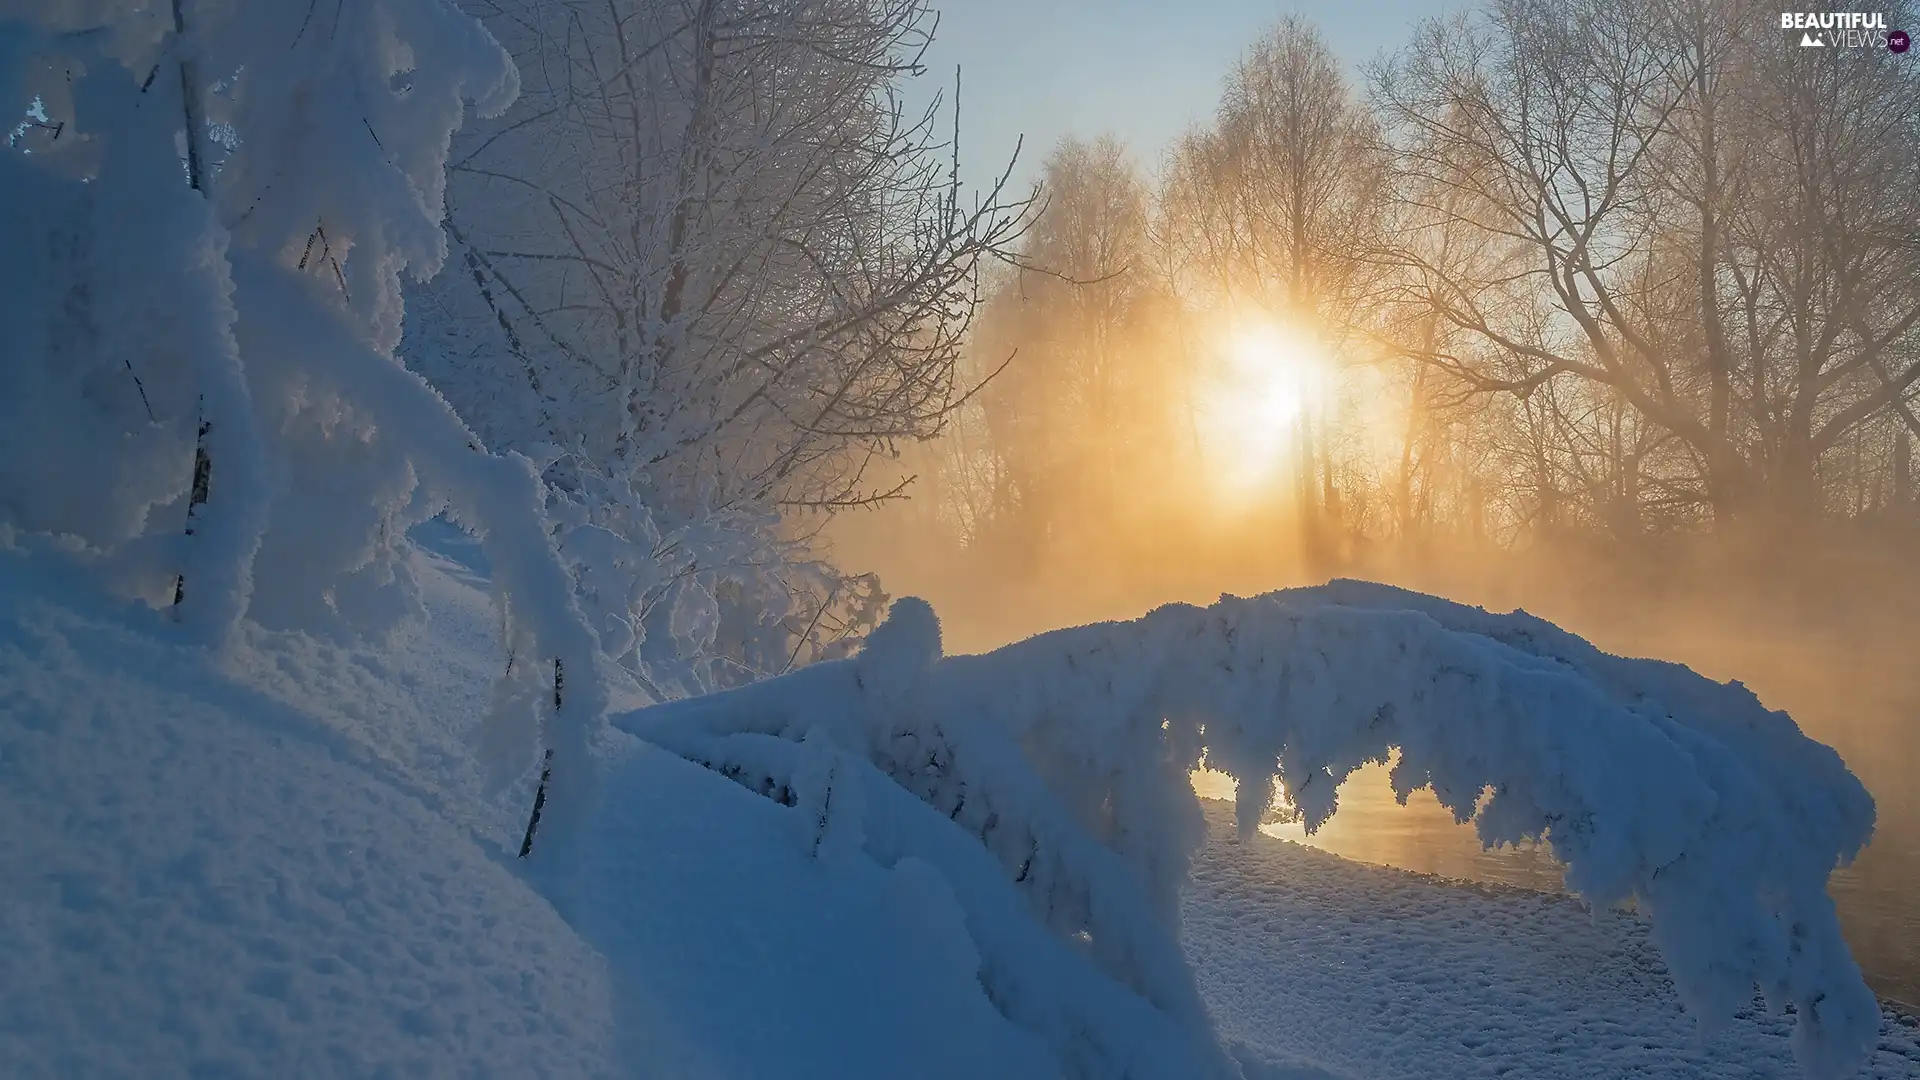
[170,0,213,612]
[1895,430,1912,515]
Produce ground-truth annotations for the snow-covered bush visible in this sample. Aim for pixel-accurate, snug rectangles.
[527,448,886,700]
[616,582,1880,1080]
[1,1,604,849]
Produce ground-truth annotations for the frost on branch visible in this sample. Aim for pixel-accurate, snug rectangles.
[0,0,521,644]
[0,19,269,638]
[617,582,1878,1080]
[2,2,601,850]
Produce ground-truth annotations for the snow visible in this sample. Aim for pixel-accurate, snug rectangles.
[0,488,1895,1079]
[0,543,614,1080]
[1186,801,1920,1080]
[619,580,1884,1078]
[6,6,1898,1079]
[573,741,1059,1080]
[2,2,601,838]
[0,27,267,640]
[227,258,612,860]
[0,533,1081,1080]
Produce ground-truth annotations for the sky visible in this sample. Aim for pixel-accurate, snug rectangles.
[913,0,1457,191]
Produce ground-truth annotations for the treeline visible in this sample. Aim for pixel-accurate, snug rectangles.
[896,0,1920,585]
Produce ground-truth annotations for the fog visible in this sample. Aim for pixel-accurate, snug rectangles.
[817,6,1919,1002]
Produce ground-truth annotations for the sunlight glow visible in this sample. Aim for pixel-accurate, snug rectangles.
[1196,319,1335,493]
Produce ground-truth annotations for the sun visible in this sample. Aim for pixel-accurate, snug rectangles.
[1195,319,1334,493]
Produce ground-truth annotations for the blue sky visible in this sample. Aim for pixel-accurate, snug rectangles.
[913,0,1457,190]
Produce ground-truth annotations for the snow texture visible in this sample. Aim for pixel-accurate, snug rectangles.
[0,18,269,640]
[0,542,614,1080]
[230,258,609,858]
[617,580,1882,1079]
[1187,801,1920,1080]
[572,741,1063,1080]
[0,535,1085,1080]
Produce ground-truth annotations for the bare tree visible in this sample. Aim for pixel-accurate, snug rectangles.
[967,136,1164,562]
[1160,17,1390,562]
[407,0,1036,686]
[1211,17,1389,322]
[424,0,1034,509]
[1372,0,1920,527]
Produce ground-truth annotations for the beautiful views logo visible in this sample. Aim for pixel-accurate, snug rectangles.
[1779,11,1907,48]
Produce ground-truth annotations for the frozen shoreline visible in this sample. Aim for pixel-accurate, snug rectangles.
[1186,800,1920,1079]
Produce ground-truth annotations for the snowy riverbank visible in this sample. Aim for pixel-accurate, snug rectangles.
[1186,801,1920,1079]
[2,533,1905,1078]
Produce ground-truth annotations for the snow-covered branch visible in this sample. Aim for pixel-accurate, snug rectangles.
[2,0,606,854]
[616,581,1879,1079]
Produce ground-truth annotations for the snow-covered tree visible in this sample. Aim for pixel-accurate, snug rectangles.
[406,0,1035,693]
[618,582,1880,1080]
[1,0,604,853]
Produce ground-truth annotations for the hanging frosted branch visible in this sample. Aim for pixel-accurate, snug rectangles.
[618,583,1879,1080]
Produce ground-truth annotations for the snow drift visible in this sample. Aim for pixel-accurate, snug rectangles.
[617,581,1880,1079]
[0,543,616,1079]
[0,532,1069,1080]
